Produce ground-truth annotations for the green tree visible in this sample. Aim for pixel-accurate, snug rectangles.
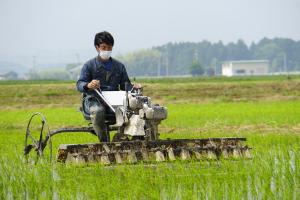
[117,49,161,76]
[189,61,204,76]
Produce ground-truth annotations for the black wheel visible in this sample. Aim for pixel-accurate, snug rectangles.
[24,112,52,164]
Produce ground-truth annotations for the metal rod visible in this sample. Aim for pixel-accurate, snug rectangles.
[93,89,116,113]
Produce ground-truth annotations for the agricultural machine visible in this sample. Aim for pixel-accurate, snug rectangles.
[24,88,251,164]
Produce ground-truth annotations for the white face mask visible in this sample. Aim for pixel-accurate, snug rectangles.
[99,50,112,60]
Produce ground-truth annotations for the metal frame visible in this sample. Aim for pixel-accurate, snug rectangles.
[24,112,119,162]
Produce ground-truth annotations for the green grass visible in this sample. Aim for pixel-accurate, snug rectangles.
[136,74,300,84]
[165,101,300,128]
[1,76,300,109]
[1,75,299,86]
[0,77,300,199]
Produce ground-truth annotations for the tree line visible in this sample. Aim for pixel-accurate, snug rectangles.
[118,38,300,76]
[22,37,300,80]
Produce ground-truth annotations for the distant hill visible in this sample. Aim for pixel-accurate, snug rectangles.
[0,61,69,78]
[0,61,29,76]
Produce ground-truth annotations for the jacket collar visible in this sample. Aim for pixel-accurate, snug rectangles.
[94,56,118,73]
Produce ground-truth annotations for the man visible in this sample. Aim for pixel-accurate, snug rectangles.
[77,31,140,142]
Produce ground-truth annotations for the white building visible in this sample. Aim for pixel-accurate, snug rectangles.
[222,60,269,77]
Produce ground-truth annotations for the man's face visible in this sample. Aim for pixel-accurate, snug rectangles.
[96,43,113,53]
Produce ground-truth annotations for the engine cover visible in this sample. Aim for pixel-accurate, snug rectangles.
[124,115,145,136]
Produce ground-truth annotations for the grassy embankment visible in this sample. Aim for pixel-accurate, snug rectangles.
[0,75,299,199]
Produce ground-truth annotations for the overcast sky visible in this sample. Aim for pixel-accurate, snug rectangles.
[0,0,299,66]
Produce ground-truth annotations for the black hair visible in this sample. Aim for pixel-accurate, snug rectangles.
[94,31,114,47]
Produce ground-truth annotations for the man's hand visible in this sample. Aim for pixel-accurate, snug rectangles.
[133,83,142,89]
[87,80,100,89]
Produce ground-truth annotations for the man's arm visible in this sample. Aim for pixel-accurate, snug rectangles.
[76,64,91,93]
[120,64,133,91]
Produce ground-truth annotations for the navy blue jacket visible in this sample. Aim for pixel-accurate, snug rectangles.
[77,57,132,94]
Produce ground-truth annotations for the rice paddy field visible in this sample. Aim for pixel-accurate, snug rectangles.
[0,75,299,199]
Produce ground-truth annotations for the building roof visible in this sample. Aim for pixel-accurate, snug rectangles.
[222,60,269,64]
